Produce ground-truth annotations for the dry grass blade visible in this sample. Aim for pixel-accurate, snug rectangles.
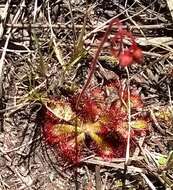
[83,158,144,173]
[136,37,173,47]
[0,33,11,97]
[0,0,25,98]
[33,0,38,22]
[67,13,87,70]
[0,0,11,38]
[4,23,171,30]
[166,0,173,21]
[47,1,66,69]
[66,0,77,42]
[140,173,157,190]
[95,165,102,190]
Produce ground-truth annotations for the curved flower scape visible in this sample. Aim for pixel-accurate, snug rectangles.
[42,80,148,163]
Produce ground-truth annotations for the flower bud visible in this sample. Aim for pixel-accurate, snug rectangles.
[132,47,143,63]
[118,51,133,67]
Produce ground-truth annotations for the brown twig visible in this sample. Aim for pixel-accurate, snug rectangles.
[4,23,172,31]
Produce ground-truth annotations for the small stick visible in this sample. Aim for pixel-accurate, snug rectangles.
[5,23,172,30]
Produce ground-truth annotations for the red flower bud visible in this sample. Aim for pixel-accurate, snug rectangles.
[132,47,143,63]
[118,51,133,67]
